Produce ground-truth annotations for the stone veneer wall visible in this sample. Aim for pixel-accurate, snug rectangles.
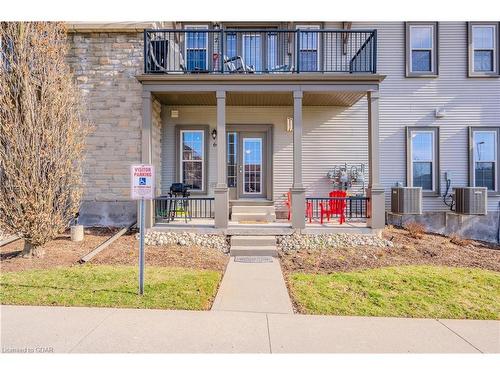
[67,32,144,225]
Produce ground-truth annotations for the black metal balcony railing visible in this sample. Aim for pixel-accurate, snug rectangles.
[155,197,215,223]
[144,29,377,74]
[306,196,369,220]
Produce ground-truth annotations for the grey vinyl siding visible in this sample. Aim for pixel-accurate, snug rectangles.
[161,105,370,212]
[352,21,500,212]
[160,22,500,213]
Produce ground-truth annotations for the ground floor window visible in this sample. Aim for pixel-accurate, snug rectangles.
[180,129,204,191]
[470,127,499,192]
[406,127,439,195]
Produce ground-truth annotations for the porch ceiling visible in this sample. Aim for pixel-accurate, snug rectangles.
[154,91,367,107]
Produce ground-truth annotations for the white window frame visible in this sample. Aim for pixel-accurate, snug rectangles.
[184,24,209,71]
[180,129,205,192]
[407,128,439,195]
[472,130,497,192]
[296,24,320,72]
[409,25,435,74]
[242,137,263,195]
[472,24,497,73]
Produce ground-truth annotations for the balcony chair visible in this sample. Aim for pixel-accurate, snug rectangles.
[285,191,313,223]
[269,64,294,73]
[319,190,347,225]
[223,55,255,73]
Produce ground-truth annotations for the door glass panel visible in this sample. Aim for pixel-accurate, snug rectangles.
[226,32,237,59]
[298,28,319,71]
[243,34,262,71]
[227,132,237,188]
[243,138,262,194]
[267,32,278,71]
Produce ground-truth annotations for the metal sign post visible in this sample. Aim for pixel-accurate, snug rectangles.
[138,198,145,295]
[130,164,155,296]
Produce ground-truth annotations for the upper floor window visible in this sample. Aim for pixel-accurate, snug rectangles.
[468,22,499,77]
[296,25,320,72]
[405,22,438,77]
[407,127,440,195]
[184,25,208,71]
[470,127,499,193]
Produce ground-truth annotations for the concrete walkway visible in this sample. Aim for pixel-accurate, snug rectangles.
[1,305,499,353]
[211,257,294,314]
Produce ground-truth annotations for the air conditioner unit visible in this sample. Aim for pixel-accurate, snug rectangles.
[454,187,487,215]
[391,187,422,214]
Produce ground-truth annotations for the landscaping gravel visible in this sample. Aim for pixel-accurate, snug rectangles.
[277,233,393,252]
[140,231,230,253]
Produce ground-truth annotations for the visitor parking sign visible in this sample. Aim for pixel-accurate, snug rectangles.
[131,164,155,200]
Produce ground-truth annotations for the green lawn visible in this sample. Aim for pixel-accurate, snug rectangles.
[0,265,222,310]
[289,266,500,320]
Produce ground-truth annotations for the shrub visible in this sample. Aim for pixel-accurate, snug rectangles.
[403,222,426,239]
[0,22,91,257]
[449,233,472,247]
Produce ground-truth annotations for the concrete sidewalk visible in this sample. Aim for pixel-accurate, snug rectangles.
[1,305,498,353]
[211,257,293,314]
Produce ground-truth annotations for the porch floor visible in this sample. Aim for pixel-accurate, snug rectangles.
[152,219,377,235]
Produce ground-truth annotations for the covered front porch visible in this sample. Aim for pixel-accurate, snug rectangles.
[138,74,386,234]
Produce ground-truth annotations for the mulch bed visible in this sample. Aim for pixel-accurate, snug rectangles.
[0,228,228,273]
[280,226,500,275]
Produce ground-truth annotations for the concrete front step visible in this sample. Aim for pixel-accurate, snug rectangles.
[230,245,277,257]
[230,235,277,256]
[231,213,277,222]
[231,235,276,247]
[231,205,276,214]
[230,199,274,206]
[231,205,277,222]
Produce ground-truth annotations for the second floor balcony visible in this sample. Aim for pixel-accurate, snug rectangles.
[144,28,377,75]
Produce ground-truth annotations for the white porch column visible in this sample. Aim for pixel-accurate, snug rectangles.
[141,90,154,229]
[214,90,229,229]
[291,90,306,230]
[366,90,385,229]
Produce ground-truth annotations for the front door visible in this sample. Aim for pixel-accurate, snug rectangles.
[227,129,268,200]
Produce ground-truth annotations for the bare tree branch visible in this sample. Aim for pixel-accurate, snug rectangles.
[0,22,91,257]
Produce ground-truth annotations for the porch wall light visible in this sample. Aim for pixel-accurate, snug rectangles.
[211,128,217,147]
[286,117,293,132]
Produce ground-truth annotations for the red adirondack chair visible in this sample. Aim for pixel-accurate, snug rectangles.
[319,190,347,224]
[285,191,313,222]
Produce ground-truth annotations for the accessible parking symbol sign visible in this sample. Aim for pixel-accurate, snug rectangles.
[131,165,155,200]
